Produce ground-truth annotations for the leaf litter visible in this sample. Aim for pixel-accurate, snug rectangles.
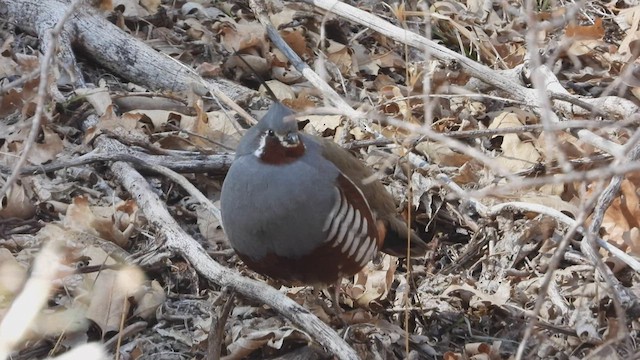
[1,0,639,359]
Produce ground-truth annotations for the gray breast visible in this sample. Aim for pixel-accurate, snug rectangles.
[220,140,340,260]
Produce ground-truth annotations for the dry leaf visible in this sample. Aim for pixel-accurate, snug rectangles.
[0,248,27,298]
[28,127,64,165]
[0,182,36,219]
[280,29,312,60]
[112,0,151,16]
[415,141,472,167]
[259,80,295,100]
[599,177,640,248]
[488,112,541,172]
[63,195,139,247]
[565,18,605,39]
[217,21,267,53]
[301,114,342,134]
[132,280,166,320]
[346,255,397,309]
[76,87,112,117]
[83,251,145,334]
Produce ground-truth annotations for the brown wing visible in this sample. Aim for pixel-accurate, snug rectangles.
[320,138,428,256]
[321,173,381,267]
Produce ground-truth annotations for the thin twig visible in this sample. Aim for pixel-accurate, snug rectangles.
[0,0,85,199]
[471,160,640,197]
[139,162,222,223]
[438,174,640,273]
[0,69,40,95]
[580,144,640,346]
[6,149,233,176]
[207,288,235,360]
[248,0,380,136]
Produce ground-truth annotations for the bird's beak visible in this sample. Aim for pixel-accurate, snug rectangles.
[279,132,300,147]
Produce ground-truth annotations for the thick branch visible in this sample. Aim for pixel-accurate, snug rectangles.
[1,0,254,102]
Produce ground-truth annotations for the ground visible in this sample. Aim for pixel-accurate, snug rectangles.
[0,0,639,359]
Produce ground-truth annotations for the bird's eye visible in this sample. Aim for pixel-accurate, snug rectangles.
[266,130,275,137]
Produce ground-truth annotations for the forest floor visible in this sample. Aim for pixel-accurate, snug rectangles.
[1,0,640,359]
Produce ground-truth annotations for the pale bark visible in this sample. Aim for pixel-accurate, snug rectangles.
[1,0,254,102]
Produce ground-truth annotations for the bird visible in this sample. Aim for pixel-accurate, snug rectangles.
[220,102,428,286]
